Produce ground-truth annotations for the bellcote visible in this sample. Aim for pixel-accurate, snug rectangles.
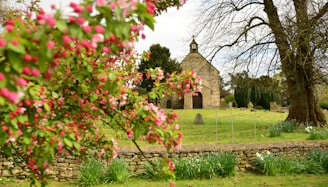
[189,38,198,53]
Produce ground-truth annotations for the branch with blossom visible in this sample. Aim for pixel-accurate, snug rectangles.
[0,0,200,186]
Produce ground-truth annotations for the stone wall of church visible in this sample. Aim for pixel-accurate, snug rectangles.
[180,53,220,109]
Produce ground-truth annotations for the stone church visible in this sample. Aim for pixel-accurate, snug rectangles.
[160,39,221,109]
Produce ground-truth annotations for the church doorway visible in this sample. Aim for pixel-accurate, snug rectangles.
[167,100,172,108]
[192,92,203,109]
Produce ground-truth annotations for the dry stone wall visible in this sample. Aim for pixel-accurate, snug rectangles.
[1,141,328,181]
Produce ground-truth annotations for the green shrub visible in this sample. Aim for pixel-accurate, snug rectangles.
[267,125,281,137]
[307,149,328,173]
[103,159,131,183]
[78,159,104,187]
[224,94,237,107]
[142,159,175,181]
[280,121,297,133]
[0,177,13,185]
[173,158,197,180]
[320,100,328,109]
[307,128,328,140]
[255,151,328,176]
[255,151,279,175]
[255,151,303,176]
[174,152,237,180]
[302,159,325,174]
[218,152,237,177]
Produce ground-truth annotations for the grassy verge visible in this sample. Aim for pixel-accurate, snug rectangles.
[4,173,328,187]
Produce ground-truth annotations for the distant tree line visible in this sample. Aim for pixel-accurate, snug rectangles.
[229,71,286,109]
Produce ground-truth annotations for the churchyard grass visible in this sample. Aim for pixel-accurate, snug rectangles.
[100,108,320,147]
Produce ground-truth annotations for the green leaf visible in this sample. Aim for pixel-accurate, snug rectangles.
[17,115,28,124]
[52,91,59,98]
[64,138,73,147]
[7,43,26,54]
[56,20,68,32]
[87,65,93,73]
[23,137,31,145]
[10,118,18,129]
[108,72,116,81]
[0,79,6,88]
[44,102,50,112]
[8,51,23,73]
[0,97,5,105]
[73,142,80,150]
[90,94,98,102]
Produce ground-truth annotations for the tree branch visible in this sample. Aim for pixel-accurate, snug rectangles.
[310,2,328,25]
[100,110,156,167]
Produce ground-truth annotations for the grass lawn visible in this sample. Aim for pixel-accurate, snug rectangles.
[4,173,328,187]
[99,108,322,147]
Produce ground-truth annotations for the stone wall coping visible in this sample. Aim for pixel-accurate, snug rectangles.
[118,141,328,154]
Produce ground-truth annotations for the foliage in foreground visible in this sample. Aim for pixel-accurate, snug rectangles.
[142,159,175,182]
[78,159,105,187]
[78,158,131,187]
[174,152,237,180]
[255,149,328,176]
[306,126,328,140]
[0,0,201,186]
[143,152,237,181]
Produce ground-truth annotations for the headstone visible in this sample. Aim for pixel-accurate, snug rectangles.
[247,102,253,109]
[228,102,233,109]
[193,113,204,125]
[323,109,328,117]
[270,102,282,112]
[220,99,226,110]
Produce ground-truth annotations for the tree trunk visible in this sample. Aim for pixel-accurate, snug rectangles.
[264,0,327,127]
[284,63,326,127]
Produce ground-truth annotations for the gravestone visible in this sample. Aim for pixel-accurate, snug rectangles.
[247,101,254,109]
[220,99,226,110]
[270,102,282,112]
[193,113,204,125]
[228,102,233,109]
[323,109,328,117]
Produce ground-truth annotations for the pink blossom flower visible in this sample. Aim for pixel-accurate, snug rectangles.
[16,78,27,86]
[11,39,19,46]
[6,137,16,143]
[47,41,55,49]
[0,39,6,47]
[6,24,14,32]
[51,4,56,9]
[24,54,32,61]
[0,88,10,97]
[18,130,23,136]
[23,67,31,75]
[31,68,41,77]
[102,46,110,53]
[94,25,105,33]
[96,0,107,7]
[62,35,71,44]
[0,73,5,81]
[87,5,93,12]
[47,16,56,27]
[77,17,85,25]
[2,125,8,131]
[83,25,92,33]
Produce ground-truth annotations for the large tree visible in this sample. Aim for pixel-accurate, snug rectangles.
[195,0,328,126]
[138,44,182,93]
